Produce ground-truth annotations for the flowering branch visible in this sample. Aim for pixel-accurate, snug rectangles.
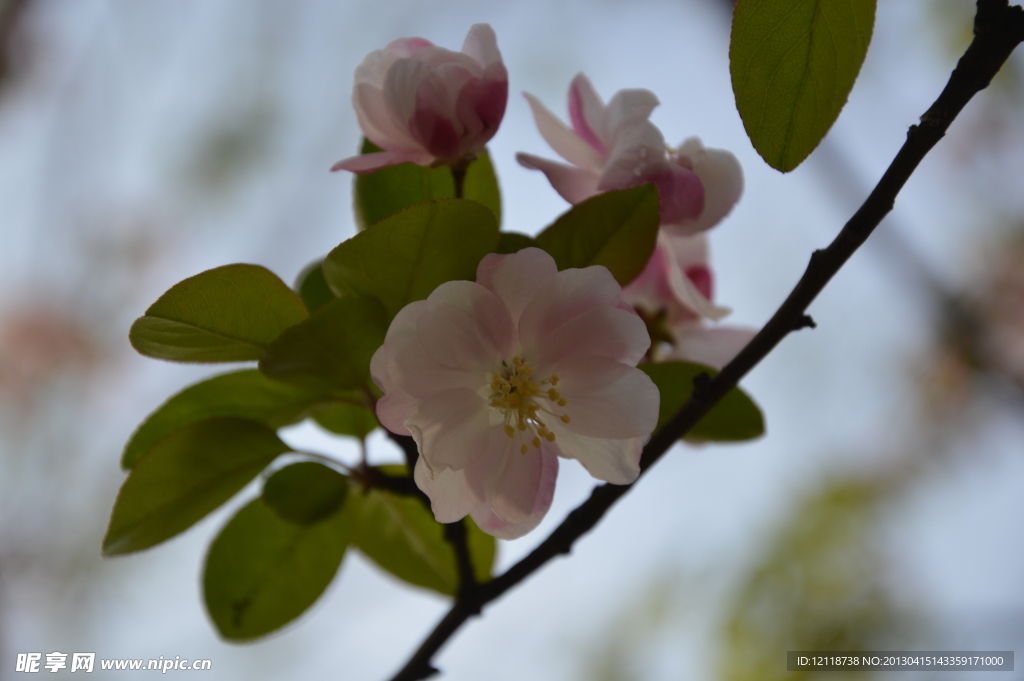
[386,2,1024,679]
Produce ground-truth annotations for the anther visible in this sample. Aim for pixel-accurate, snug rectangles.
[503,424,515,438]
[531,436,541,449]
[520,444,528,455]
[560,414,571,423]
[557,398,567,406]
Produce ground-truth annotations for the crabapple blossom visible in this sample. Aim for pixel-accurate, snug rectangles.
[517,74,743,235]
[370,248,659,539]
[623,232,755,368]
[332,24,507,174]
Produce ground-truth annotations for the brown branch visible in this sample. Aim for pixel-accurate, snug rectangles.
[386,3,1024,679]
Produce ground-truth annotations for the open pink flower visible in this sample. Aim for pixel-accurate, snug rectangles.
[332,24,508,174]
[516,74,702,228]
[623,232,754,368]
[516,74,743,235]
[370,248,659,539]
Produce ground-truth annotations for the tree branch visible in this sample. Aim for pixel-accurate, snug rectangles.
[387,3,1024,678]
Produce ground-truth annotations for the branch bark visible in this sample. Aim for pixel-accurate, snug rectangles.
[387,2,1024,679]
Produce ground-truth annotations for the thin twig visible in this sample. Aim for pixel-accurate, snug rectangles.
[385,3,1024,679]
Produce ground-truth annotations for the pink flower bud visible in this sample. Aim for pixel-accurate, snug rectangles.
[332,24,508,174]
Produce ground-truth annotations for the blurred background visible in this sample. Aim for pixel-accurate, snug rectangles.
[0,0,1022,679]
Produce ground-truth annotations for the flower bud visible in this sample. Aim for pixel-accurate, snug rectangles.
[332,24,508,174]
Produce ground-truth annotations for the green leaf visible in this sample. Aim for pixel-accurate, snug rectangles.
[352,140,501,229]
[323,199,500,320]
[730,0,876,172]
[204,498,349,640]
[259,296,388,393]
[263,462,349,525]
[122,370,331,470]
[314,401,378,440]
[129,264,308,363]
[103,418,289,555]
[496,231,535,255]
[348,467,495,594]
[295,260,336,313]
[461,149,501,224]
[640,361,765,442]
[533,185,660,286]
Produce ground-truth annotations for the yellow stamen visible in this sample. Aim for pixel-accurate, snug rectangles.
[560,414,571,423]
[504,424,515,438]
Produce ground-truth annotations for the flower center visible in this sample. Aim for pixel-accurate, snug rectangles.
[488,355,571,455]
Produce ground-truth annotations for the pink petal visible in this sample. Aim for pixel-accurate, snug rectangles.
[352,81,423,153]
[671,324,755,369]
[547,424,644,485]
[649,163,705,226]
[405,388,492,472]
[370,346,417,436]
[470,448,557,539]
[603,88,660,136]
[417,280,515,372]
[568,74,608,155]
[413,449,494,523]
[461,24,502,68]
[355,49,402,89]
[672,137,744,234]
[597,119,669,193]
[456,65,507,154]
[484,440,546,524]
[552,355,659,439]
[385,37,434,59]
[383,301,480,400]
[476,247,559,327]
[661,233,730,322]
[522,93,605,172]
[331,149,433,173]
[518,266,623,355]
[538,305,650,368]
[516,153,601,204]
[383,58,433,130]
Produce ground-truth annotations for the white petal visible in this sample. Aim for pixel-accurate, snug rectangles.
[603,88,660,139]
[477,247,559,327]
[553,355,659,439]
[461,23,502,68]
[523,93,605,172]
[516,153,601,204]
[484,440,546,524]
[538,305,650,367]
[418,280,514,372]
[674,137,744,233]
[405,388,492,472]
[671,324,755,369]
[597,119,669,193]
[371,345,418,436]
[548,421,643,485]
[385,301,479,400]
[470,448,558,539]
[518,266,623,356]
[413,449,493,523]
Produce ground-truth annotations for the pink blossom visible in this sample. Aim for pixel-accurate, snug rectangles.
[332,24,508,174]
[623,232,755,368]
[516,74,743,235]
[370,248,659,539]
